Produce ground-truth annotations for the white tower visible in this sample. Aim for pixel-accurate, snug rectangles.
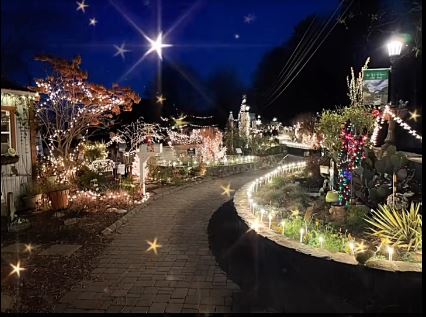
[238,95,250,138]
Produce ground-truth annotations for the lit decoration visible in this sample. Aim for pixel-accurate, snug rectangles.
[349,241,355,255]
[113,118,164,156]
[9,261,26,277]
[76,0,89,13]
[171,115,188,128]
[114,43,131,59]
[384,105,422,141]
[247,219,263,233]
[32,55,140,183]
[146,238,162,255]
[299,227,305,243]
[156,94,166,104]
[145,32,172,60]
[372,105,422,144]
[409,109,421,122]
[387,246,394,261]
[221,184,235,198]
[234,34,240,39]
[336,120,367,206]
[280,220,286,235]
[318,236,324,248]
[89,17,98,26]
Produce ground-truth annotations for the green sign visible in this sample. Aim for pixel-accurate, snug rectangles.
[362,68,390,106]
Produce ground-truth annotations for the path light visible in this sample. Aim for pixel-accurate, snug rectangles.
[268,213,273,229]
[349,241,355,255]
[319,236,324,248]
[260,209,266,222]
[387,246,394,261]
[280,220,286,235]
[299,227,305,243]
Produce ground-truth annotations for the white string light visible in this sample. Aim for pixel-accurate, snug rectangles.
[383,105,422,142]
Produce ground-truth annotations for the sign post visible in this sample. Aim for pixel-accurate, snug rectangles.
[139,143,162,196]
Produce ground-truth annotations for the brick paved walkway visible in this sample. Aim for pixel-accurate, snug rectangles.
[56,170,269,313]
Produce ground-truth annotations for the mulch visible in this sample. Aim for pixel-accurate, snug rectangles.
[1,205,127,312]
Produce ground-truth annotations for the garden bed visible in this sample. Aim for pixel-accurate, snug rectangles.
[236,160,422,272]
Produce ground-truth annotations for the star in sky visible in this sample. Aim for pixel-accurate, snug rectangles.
[409,109,421,122]
[145,32,172,60]
[144,0,151,6]
[9,261,26,277]
[76,0,89,13]
[221,183,235,198]
[114,43,131,59]
[89,17,98,26]
[234,34,240,39]
[156,94,166,104]
[146,238,162,255]
[244,14,256,23]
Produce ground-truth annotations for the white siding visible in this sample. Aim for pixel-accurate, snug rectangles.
[1,91,35,215]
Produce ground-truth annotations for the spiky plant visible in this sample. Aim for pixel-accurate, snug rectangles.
[365,202,422,252]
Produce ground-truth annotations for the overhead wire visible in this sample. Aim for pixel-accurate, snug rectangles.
[262,0,353,111]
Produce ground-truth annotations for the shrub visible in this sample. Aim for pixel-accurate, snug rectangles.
[364,202,422,252]
[346,205,369,232]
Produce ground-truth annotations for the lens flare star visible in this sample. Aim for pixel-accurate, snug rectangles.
[145,32,172,60]
[409,110,421,122]
[221,184,235,198]
[76,0,89,13]
[89,17,98,26]
[25,244,34,253]
[114,43,131,59]
[156,94,166,104]
[146,238,162,255]
[9,261,26,277]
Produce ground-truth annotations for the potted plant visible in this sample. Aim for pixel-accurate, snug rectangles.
[1,147,19,165]
[43,181,71,210]
[20,182,43,211]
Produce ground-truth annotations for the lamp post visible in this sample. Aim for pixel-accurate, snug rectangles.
[384,38,403,145]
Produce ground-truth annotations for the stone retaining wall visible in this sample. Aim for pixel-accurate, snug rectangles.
[232,167,422,313]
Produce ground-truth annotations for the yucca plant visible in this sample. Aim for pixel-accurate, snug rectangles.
[365,202,422,252]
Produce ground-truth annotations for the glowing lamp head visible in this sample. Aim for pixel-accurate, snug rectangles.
[387,39,403,57]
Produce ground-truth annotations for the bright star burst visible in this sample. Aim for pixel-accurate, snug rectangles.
[146,238,162,255]
[145,32,172,60]
[89,17,98,26]
[9,261,26,277]
[76,0,89,13]
[156,94,166,104]
[409,110,421,122]
[221,184,235,198]
[25,244,34,253]
[114,43,131,59]
[172,115,188,128]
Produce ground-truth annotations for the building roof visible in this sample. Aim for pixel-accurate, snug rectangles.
[1,78,32,92]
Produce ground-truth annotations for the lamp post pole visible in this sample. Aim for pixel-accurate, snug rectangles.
[384,39,403,146]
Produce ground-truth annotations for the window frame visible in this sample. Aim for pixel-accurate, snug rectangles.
[1,106,17,153]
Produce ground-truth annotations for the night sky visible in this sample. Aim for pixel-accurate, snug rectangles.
[1,0,338,97]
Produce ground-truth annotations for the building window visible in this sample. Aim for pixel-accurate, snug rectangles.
[1,108,16,154]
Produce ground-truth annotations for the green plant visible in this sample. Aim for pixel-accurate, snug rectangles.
[76,165,107,190]
[365,202,422,252]
[346,205,369,232]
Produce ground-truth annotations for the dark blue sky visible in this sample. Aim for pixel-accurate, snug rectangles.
[1,0,338,96]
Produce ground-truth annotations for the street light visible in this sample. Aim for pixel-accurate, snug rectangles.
[387,39,403,57]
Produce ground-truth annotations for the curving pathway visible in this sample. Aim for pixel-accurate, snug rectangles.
[56,169,272,313]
